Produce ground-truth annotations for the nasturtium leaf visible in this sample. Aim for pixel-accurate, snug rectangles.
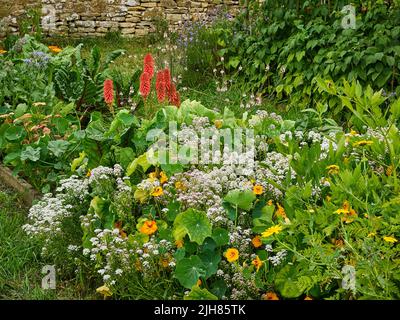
[48,140,70,157]
[14,104,28,118]
[199,250,221,278]
[274,265,304,298]
[210,279,227,299]
[184,286,218,300]
[224,189,256,211]
[211,228,229,247]
[20,146,41,162]
[174,248,186,262]
[173,209,212,245]
[174,256,206,289]
[5,126,25,141]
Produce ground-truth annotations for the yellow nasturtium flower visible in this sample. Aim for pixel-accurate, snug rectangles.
[225,248,239,263]
[253,185,263,195]
[383,236,398,243]
[96,285,112,297]
[152,186,163,197]
[139,220,158,235]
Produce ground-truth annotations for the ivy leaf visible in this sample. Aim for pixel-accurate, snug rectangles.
[20,146,41,162]
[184,286,218,300]
[48,140,70,157]
[174,256,206,289]
[224,189,256,211]
[173,209,212,245]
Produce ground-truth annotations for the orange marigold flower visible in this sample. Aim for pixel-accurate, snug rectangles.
[139,220,158,235]
[262,292,279,300]
[251,235,262,248]
[48,45,62,53]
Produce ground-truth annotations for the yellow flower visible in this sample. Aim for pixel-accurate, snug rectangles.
[253,185,263,195]
[251,235,263,248]
[353,140,373,147]
[0,49,7,54]
[267,199,274,206]
[262,292,279,300]
[160,171,168,184]
[383,236,397,243]
[335,208,349,214]
[151,186,163,197]
[175,239,184,248]
[386,165,394,176]
[149,172,158,181]
[350,129,358,136]
[225,248,239,263]
[175,181,186,191]
[252,256,263,272]
[261,224,283,238]
[139,220,158,235]
[96,285,112,297]
[304,296,313,300]
[86,170,92,177]
[367,232,376,238]
[48,45,62,53]
[275,203,287,218]
[326,164,340,175]
[214,119,223,129]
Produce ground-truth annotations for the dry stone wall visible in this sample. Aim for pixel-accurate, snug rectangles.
[0,0,241,38]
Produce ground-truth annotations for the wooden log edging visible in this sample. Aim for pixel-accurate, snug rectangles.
[0,165,39,207]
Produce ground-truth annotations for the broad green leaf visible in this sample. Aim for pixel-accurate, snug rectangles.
[174,256,206,289]
[224,189,256,211]
[184,286,218,300]
[20,146,41,162]
[48,140,70,157]
[173,209,212,245]
[211,228,229,247]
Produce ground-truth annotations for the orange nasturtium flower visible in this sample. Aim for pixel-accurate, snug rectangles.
[48,45,62,53]
[140,220,158,235]
[252,256,263,272]
[253,185,263,195]
[251,235,263,248]
[225,248,239,263]
[262,292,279,300]
[175,239,184,248]
[152,186,164,197]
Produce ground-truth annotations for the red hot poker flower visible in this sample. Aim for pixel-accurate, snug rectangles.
[143,53,154,78]
[163,68,171,98]
[103,79,114,105]
[155,70,166,103]
[140,72,151,99]
[169,83,181,107]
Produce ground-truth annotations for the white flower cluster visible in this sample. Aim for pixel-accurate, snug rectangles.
[56,175,89,201]
[83,227,131,285]
[268,249,287,266]
[22,193,72,237]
